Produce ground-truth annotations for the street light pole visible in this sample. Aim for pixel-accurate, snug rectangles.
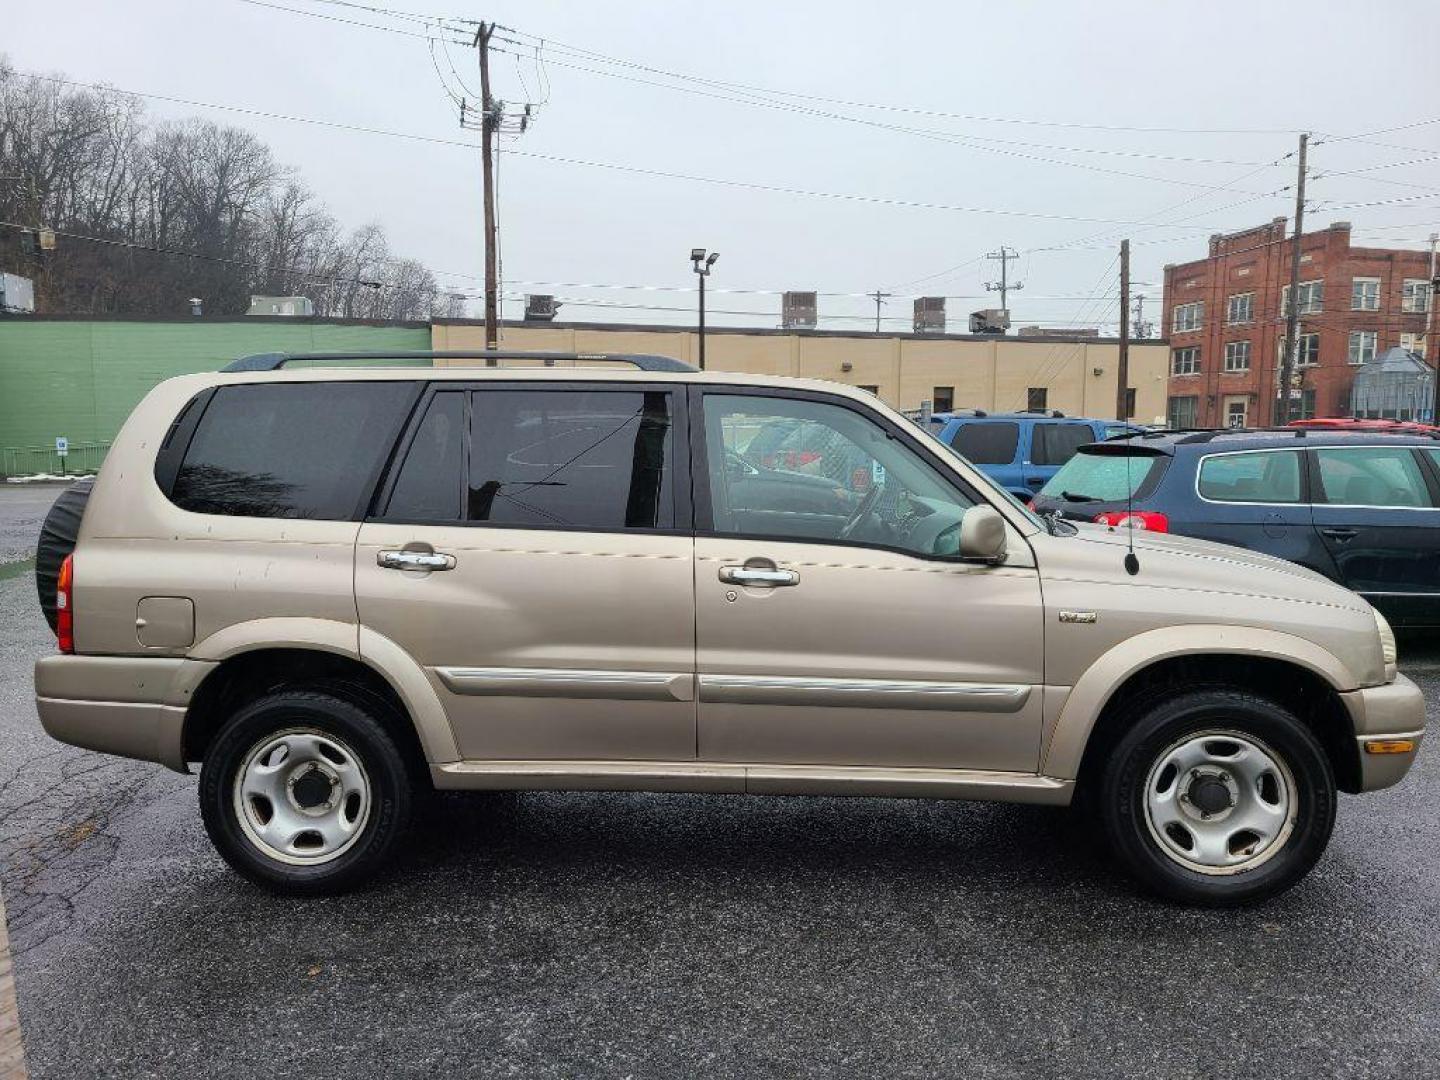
[691,248,719,370]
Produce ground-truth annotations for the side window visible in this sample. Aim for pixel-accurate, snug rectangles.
[1314,447,1433,508]
[468,388,675,530]
[1032,423,1095,466]
[384,392,464,521]
[169,382,415,519]
[1197,450,1302,503]
[948,422,1019,465]
[703,394,975,556]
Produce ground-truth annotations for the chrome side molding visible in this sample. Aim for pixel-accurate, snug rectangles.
[697,674,1031,712]
[436,667,694,702]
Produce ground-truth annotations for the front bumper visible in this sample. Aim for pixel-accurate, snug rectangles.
[1339,672,1427,792]
[33,654,215,773]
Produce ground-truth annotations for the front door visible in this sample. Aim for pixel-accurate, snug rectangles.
[1309,444,1440,625]
[693,390,1045,772]
[355,383,696,761]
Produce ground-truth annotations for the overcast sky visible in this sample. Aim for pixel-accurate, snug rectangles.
[8,0,1440,331]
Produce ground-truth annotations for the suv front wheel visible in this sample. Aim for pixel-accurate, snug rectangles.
[1098,689,1336,906]
[199,690,414,895]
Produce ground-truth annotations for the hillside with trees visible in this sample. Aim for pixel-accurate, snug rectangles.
[0,57,453,319]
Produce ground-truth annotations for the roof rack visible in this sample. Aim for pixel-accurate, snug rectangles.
[1019,408,1066,418]
[222,350,697,373]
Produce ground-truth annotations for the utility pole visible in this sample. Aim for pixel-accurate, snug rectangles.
[869,290,891,333]
[1427,232,1437,424]
[1116,239,1131,421]
[474,21,499,353]
[1277,132,1309,426]
[984,246,1024,314]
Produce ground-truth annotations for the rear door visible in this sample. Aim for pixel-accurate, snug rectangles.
[1308,444,1440,625]
[355,382,697,762]
[1189,448,1315,563]
[1025,421,1101,496]
[946,421,1023,498]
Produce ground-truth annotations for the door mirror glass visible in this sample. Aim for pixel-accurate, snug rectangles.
[959,505,1007,563]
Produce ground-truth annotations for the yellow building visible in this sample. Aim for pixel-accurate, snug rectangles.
[431,319,1170,422]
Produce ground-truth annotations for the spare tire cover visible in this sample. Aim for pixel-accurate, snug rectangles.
[35,478,94,633]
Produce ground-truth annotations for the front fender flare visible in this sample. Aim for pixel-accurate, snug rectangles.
[1042,624,1357,780]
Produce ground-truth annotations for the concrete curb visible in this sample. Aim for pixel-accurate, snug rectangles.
[0,893,27,1079]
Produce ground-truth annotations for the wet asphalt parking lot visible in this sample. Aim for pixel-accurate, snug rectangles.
[0,484,1437,1078]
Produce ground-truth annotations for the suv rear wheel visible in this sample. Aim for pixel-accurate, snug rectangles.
[1098,689,1336,906]
[199,690,413,895]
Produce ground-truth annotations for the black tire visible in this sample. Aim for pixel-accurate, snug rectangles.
[1098,689,1336,907]
[199,691,413,896]
[35,477,93,632]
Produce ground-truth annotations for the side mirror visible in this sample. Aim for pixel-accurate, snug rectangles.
[959,505,1008,564]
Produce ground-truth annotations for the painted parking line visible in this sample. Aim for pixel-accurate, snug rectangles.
[0,893,27,1080]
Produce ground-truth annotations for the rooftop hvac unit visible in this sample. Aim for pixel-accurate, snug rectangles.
[913,296,946,333]
[968,308,1010,334]
[524,294,561,322]
[781,291,818,330]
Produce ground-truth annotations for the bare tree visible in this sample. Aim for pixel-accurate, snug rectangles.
[0,55,447,318]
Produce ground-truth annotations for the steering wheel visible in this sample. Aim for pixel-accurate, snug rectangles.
[837,481,884,541]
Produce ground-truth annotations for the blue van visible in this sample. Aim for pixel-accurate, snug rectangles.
[930,410,1140,501]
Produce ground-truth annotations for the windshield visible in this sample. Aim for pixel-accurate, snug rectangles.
[1039,449,1167,502]
[915,422,1044,529]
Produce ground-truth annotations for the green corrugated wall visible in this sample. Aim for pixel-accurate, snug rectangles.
[0,319,432,464]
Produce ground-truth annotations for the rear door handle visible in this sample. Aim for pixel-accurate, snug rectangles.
[378,549,456,570]
[719,565,799,587]
[1026,477,1045,487]
[1319,528,1358,542]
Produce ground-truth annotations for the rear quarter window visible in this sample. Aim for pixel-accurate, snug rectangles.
[166,382,416,519]
[1197,450,1303,504]
[948,422,1019,465]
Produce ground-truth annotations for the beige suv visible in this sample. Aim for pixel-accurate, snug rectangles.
[33,352,1426,905]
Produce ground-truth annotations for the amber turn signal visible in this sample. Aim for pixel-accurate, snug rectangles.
[1364,739,1416,755]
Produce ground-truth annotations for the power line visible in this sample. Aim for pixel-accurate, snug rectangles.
[9,72,1269,234]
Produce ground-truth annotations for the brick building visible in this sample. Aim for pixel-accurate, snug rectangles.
[1162,218,1435,428]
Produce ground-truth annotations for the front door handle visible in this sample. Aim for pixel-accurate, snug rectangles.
[378,549,456,571]
[719,565,799,587]
[1320,528,1358,542]
[1026,477,1045,487]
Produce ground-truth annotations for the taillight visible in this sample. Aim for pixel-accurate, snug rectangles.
[1025,498,1036,510]
[56,553,74,653]
[1094,511,1169,532]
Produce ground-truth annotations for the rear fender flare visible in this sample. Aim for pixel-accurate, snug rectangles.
[187,617,459,763]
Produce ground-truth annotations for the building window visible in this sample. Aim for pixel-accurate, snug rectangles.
[1400,332,1427,358]
[1351,277,1381,311]
[1167,395,1199,429]
[1225,399,1248,428]
[1027,387,1048,411]
[1226,293,1254,324]
[1276,333,1320,368]
[1124,387,1136,420]
[1223,341,1252,372]
[1348,330,1378,365]
[932,386,954,413]
[1401,279,1432,314]
[1173,301,1204,333]
[1171,346,1200,376]
[1282,280,1324,315]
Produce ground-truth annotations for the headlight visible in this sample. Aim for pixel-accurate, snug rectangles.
[1374,608,1398,683]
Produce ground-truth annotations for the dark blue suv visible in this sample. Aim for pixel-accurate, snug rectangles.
[1031,428,1440,627]
[930,410,1141,501]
